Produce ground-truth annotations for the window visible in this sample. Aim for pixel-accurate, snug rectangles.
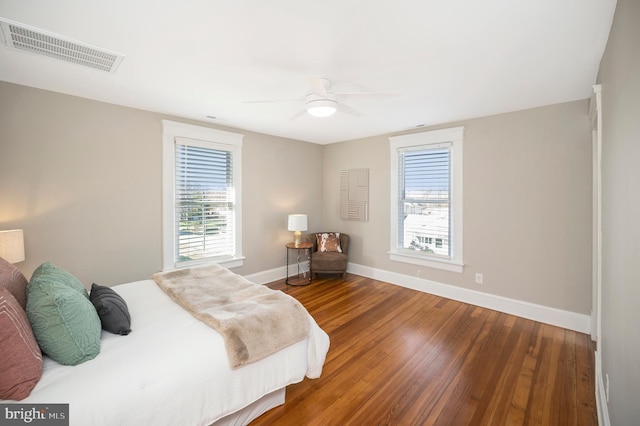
[162,120,244,270]
[389,127,464,273]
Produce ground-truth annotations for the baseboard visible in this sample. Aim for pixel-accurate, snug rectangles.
[244,262,590,333]
[595,350,611,426]
[347,263,591,334]
[244,263,311,285]
[243,266,286,285]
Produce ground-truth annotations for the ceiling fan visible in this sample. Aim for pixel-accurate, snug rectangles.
[245,76,398,119]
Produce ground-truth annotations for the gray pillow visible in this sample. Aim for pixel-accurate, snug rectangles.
[90,283,132,335]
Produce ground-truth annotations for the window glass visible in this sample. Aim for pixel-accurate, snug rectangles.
[389,127,464,273]
[399,146,451,258]
[175,142,235,263]
[162,120,243,270]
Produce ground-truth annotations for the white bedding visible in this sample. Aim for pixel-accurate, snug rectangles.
[12,279,330,426]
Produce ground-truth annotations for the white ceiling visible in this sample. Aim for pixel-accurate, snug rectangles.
[0,0,616,144]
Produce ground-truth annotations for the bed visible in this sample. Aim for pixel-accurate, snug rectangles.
[0,259,330,426]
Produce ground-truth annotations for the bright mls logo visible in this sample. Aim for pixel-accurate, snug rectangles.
[0,404,68,425]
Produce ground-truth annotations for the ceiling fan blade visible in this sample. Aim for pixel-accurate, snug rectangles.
[338,103,362,117]
[289,109,309,121]
[307,76,328,97]
[334,91,401,97]
[243,98,303,104]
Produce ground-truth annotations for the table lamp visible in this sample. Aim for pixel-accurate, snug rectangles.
[287,214,308,247]
[0,229,25,263]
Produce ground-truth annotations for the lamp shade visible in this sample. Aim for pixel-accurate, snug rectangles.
[0,229,25,263]
[287,214,308,231]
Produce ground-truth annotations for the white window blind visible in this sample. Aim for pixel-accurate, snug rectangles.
[389,126,463,273]
[174,139,235,263]
[398,145,451,258]
[162,120,243,271]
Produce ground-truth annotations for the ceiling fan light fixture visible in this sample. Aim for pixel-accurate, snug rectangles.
[307,99,337,118]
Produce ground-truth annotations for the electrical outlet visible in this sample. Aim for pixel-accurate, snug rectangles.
[416,269,421,277]
[475,273,483,284]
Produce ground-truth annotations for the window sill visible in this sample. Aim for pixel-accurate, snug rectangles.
[389,251,464,273]
[173,256,245,271]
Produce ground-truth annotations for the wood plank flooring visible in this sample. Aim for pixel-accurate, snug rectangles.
[251,274,597,426]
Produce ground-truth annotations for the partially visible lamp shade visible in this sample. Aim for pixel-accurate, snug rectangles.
[287,214,308,247]
[0,229,25,263]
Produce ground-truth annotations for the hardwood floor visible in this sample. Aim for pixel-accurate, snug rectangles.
[252,274,597,426]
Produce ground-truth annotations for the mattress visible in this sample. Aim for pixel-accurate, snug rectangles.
[10,279,329,425]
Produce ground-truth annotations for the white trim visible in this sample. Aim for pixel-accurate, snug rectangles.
[176,256,246,271]
[346,262,591,334]
[161,120,244,271]
[163,120,244,147]
[243,266,288,285]
[390,126,464,146]
[589,84,602,343]
[389,126,464,272]
[595,350,611,426]
[243,261,311,285]
[244,262,591,333]
[590,84,607,426]
[389,252,463,273]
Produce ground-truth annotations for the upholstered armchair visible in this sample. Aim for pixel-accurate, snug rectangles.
[306,232,350,277]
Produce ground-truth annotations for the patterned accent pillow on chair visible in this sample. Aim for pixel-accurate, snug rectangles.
[317,233,342,253]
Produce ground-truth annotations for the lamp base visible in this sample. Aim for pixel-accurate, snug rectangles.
[293,231,302,247]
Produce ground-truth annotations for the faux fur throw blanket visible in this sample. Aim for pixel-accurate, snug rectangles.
[151,264,310,368]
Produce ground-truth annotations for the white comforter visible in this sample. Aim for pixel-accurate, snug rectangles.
[15,279,330,425]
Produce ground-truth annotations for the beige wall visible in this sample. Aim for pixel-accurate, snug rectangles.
[0,81,593,317]
[323,100,592,314]
[596,0,640,423]
[0,82,323,286]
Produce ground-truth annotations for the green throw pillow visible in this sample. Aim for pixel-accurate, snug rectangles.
[27,263,101,366]
[31,262,88,296]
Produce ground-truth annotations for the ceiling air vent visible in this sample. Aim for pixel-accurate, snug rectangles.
[0,17,124,73]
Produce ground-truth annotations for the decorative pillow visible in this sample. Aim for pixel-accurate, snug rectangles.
[317,232,342,253]
[90,283,132,335]
[0,256,29,310]
[27,263,101,366]
[0,287,43,400]
[30,262,88,297]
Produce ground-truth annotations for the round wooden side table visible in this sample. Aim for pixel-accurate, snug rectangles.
[285,242,313,285]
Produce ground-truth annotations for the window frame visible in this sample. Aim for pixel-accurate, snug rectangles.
[162,120,244,271]
[389,126,464,273]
